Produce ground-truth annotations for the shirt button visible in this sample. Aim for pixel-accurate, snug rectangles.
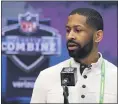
[88,65,92,68]
[81,95,85,98]
[81,65,85,68]
[83,75,87,79]
[82,85,86,88]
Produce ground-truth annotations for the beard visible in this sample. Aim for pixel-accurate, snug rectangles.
[67,37,93,60]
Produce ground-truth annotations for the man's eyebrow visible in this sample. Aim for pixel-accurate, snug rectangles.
[65,25,84,28]
[65,25,70,28]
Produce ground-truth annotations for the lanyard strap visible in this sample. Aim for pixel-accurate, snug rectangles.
[99,60,105,103]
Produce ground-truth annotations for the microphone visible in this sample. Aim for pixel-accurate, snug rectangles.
[60,67,77,104]
[61,67,77,86]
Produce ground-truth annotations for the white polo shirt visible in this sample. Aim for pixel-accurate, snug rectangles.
[30,53,117,103]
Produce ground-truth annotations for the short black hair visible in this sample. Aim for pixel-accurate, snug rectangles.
[69,8,103,31]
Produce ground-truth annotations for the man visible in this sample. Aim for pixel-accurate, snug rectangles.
[30,8,117,103]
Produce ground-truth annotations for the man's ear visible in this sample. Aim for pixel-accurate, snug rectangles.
[94,30,103,43]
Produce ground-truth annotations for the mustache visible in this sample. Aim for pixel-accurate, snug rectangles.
[67,40,81,47]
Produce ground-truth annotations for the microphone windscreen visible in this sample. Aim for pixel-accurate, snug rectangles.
[60,67,77,86]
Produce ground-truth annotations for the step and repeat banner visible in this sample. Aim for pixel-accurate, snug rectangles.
[1,1,117,104]
[2,11,61,103]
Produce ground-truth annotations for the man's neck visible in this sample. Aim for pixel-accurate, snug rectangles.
[76,49,99,65]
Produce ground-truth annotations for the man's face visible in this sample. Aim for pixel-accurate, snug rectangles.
[66,14,95,59]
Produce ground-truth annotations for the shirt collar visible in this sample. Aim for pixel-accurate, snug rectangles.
[91,52,103,69]
[70,52,103,75]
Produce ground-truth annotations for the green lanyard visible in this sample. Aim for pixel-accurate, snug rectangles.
[69,59,105,103]
[99,60,105,103]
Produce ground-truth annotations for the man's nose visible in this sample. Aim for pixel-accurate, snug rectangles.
[67,31,76,40]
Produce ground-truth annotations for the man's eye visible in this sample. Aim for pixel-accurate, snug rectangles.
[74,29,80,33]
[66,29,70,33]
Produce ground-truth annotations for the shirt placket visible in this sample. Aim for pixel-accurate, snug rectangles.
[79,67,92,103]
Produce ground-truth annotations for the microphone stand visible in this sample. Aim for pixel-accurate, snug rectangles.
[62,79,69,104]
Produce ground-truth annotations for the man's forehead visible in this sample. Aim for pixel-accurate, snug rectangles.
[68,14,86,22]
[66,14,87,28]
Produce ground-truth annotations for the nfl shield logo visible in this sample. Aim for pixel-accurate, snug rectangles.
[18,12,39,33]
[2,12,61,72]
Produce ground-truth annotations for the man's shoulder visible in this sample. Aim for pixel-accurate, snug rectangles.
[104,59,117,93]
[39,58,72,76]
[104,59,117,69]
[104,59,117,75]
